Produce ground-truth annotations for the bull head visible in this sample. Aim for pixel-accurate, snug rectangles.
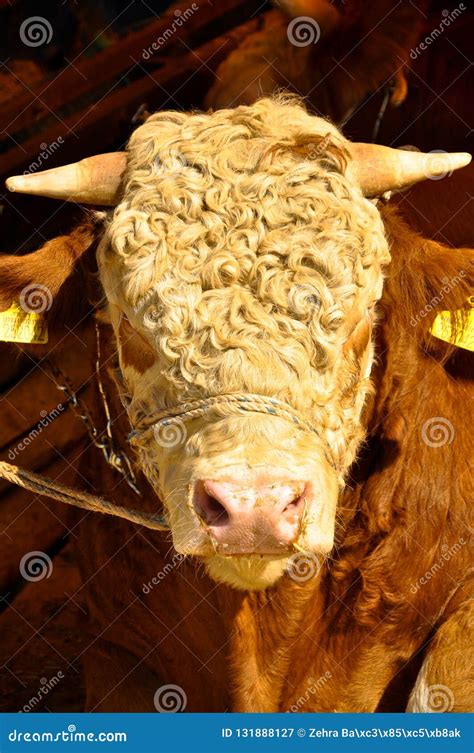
[5,99,471,591]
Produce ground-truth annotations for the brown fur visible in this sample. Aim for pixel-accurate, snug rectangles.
[205,1,429,123]
[0,217,101,354]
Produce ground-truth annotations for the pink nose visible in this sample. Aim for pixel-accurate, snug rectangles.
[192,478,307,554]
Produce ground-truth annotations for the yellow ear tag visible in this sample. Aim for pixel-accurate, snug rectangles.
[0,301,48,344]
[430,298,474,352]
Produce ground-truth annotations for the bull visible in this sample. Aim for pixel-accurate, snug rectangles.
[205,1,428,123]
[2,97,473,711]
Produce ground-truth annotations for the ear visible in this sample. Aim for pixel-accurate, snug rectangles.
[0,217,104,354]
[381,208,474,359]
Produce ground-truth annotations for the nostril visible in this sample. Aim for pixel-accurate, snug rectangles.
[203,494,230,526]
[193,482,230,527]
[281,487,306,523]
[285,494,302,510]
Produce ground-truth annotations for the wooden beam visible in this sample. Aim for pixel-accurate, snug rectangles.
[0,0,263,147]
[1,18,260,182]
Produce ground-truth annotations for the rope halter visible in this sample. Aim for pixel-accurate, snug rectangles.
[127,392,321,445]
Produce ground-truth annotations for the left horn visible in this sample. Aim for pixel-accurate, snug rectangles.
[349,143,471,197]
[6,152,127,205]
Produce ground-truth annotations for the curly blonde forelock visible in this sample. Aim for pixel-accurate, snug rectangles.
[102,97,390,474]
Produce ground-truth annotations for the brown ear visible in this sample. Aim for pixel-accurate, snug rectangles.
[0,217,104,354]
[381,208,474,360]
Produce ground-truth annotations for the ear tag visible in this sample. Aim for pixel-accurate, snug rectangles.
[430,298,474,352]
[0,301,48,344]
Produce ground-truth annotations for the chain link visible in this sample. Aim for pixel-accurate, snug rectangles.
[44,324,141,496]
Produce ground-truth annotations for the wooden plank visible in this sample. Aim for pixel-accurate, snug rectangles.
[0,18,259,180]
[0,0,262,143]
[0,346,28,391]
[0,331,96,593]
[0,17,259,254]
[0,446,86,596]
[0,341,93,458]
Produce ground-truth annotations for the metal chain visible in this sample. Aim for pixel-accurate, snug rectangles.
[44,325,141,496]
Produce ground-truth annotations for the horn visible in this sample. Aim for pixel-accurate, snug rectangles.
[6,144,471,204]
[274,0,341,34]
[349,144,471,197]
[6,152,127,206]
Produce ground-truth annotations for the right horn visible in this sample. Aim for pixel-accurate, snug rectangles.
[349,143,472,197]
